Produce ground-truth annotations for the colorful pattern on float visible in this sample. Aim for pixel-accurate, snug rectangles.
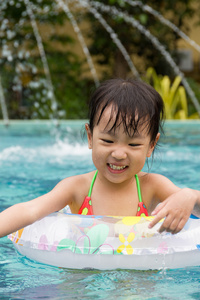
[8,211,200,270]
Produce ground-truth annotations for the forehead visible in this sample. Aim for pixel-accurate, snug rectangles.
[97,105,115,127]
[96,105,149,136]
[97,105,121,129]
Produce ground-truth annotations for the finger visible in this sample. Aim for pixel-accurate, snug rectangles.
[148,211,166,229]
[171,218,188,234]
[148,202,168,228]
[158,215,177,233]
[165,216,181,233]
[151,202,166,216]
[158,213,187,234]
[157,215,174,233]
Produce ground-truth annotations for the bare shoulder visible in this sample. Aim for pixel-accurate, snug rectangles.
[138,172,174,185]
[53,171,96,212]
[138,171,180,201]
[55,171,95,196]
[25,171,96,220]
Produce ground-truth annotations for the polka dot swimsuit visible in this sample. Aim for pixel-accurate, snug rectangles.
[78,171,148,216]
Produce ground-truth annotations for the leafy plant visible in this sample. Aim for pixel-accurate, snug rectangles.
[145,67,199,119]
[84,0,200,78]
[0,0,92,120]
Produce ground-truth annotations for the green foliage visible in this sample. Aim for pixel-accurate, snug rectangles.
[1,0,200,119]
[185,77,200,117]
[84,0,200,78]
[145,68,199,119]
[0,0,92,119]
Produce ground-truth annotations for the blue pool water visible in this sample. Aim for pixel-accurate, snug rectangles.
[0,120,200,299]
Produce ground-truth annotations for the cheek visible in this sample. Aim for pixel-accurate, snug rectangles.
[92,145,106,166]
[92,147,101,162]
[132,151,148,167]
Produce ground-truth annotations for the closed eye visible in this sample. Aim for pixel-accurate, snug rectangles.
[129,143,141,147]
[102,139,113,144]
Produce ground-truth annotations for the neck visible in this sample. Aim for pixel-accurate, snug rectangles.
[96,171,137,192]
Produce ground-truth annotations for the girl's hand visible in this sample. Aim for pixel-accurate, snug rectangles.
[148,188,198,234]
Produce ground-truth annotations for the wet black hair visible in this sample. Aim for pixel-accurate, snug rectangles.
[88,78,164,144]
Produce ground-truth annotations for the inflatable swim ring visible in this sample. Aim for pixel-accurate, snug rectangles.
[8,211,200,270]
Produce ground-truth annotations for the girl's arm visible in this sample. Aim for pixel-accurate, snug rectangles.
[147,174,200,234]
[0,176,78,238]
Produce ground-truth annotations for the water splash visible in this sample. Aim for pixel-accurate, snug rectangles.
[1,0,200,120]
[88,1,200,116]
[0,75,9,125]
[79,0,140,78]
[56,0,99,87]
[124,0,200,54]
[0,141,90,163]
[24,0,58,118]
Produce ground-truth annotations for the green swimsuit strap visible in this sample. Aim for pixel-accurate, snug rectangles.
[135,174,142,203]
[88,170,98,197]
[88,171,142,203]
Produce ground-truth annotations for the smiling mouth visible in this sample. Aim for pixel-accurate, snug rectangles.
[108,163,127,170]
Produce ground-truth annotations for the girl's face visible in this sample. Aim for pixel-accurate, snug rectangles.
[86,106,160,185]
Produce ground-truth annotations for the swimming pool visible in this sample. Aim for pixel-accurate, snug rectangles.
[0,120,200,299]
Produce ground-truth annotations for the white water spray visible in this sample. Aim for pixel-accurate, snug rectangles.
[0,0,200,121]
[24,0,58,117]
[79,0,140,78]
[124,0,200,54]
[56,0,99,87]
[89,1,200,116]
[0,75,9,125]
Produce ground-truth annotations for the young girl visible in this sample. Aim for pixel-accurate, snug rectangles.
[0,78,200,238]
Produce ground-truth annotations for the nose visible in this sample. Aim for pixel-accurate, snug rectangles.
[111,147,127,160]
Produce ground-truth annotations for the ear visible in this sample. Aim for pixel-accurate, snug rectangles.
[146,133,160,158]
[85,123,93,149]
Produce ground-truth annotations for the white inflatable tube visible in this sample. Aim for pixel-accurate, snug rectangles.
[8,212,200,270]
